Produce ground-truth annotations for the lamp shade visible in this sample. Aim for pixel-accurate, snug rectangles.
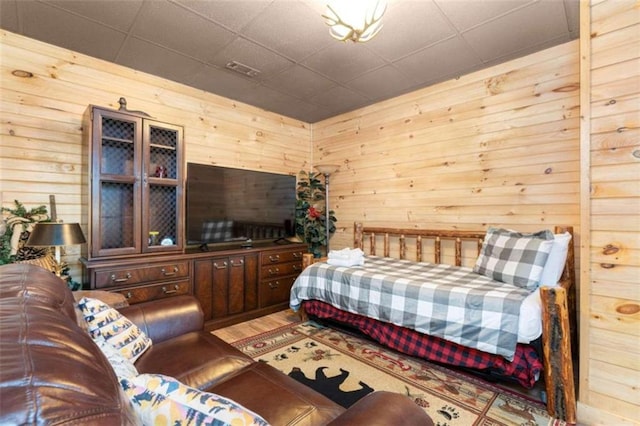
[26,223,86,247]
[314,164,340,176]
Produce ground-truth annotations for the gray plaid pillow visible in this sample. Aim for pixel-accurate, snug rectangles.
[201,220,233,242]
[473,227,555,290]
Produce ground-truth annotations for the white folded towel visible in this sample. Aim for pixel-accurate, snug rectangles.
[327,248,364,266]
[328,247,364,259]
[327,257,364,267]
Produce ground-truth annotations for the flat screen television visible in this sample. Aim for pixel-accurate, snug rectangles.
[185,163,297,247]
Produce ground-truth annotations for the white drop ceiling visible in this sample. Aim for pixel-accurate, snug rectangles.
[0,0,579,123]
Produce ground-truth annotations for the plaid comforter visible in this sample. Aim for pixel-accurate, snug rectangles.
[290,256,532,361]
[303,300,542,388]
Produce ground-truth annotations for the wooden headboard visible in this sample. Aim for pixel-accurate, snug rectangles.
[352,223,576,292]
[300,222,577,423]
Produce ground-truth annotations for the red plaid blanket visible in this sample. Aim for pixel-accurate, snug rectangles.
[303,299,543,389]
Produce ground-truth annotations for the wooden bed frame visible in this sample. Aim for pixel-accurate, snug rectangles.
[300,222,577,423]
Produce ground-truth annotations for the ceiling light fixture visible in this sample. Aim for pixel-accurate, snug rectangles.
[323,0,387,43]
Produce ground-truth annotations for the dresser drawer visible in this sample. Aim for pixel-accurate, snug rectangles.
[259,275,297,307]
[113,280,191,304]
[260,262,303,279]
[261,250,304,265]
[94,261,189,289]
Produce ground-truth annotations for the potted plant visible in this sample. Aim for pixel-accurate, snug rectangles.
[295,170,337,258]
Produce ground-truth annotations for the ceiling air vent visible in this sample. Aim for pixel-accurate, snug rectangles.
[225,61,260,78]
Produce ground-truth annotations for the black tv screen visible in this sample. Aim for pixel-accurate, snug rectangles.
[186,163,297,245]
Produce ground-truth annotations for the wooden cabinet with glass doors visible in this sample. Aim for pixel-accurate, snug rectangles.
[85,106,184,259]
[81,105,187,303]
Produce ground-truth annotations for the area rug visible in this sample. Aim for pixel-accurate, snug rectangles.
[230,321,566,426]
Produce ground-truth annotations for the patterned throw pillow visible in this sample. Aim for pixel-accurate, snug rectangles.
[78,297,152,362]
[94,336,139,379]
[473,227,555,290]
[121,373,270,426]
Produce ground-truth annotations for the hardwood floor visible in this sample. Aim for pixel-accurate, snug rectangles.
[212,309,301,343]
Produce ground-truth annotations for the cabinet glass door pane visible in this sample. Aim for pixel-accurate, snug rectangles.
[101,117,135,176]
[148,125,177,179]
[148,185,177,247]
[100,182,135,249]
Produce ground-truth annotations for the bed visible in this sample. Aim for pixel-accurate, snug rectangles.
[290,223,577,422]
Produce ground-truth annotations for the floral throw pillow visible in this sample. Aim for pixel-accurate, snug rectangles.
[121,373,270,426]
[473,227,555,290]
[78,297,152,362]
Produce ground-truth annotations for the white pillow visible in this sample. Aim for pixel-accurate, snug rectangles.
[538,232,572,287]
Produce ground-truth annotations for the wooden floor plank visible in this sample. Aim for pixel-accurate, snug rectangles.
[212,309,300,343]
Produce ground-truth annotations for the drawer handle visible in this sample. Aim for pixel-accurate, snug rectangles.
[125,291,132,299]
[162,284,179,295]
[293,252,302,259]
[292,265,301,271]
[268,267,280,275]
[268,255,280,263]
[214,261,228,269]
[230,259,244,267]
[111,272,131,283]
[162,266,179,276]
[268,281,280,289]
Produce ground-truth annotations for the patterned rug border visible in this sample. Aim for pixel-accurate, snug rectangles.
[230,320,550,410]
[229,320,304,347]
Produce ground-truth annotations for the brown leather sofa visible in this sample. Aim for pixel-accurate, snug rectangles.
[0,264,433,425]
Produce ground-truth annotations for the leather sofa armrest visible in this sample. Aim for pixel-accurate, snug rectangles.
[119,295,204,344]
[326,391,434,426]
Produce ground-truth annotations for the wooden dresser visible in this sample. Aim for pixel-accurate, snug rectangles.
[82,242,307,330]
[84,256,191,304]
[259,246,304,308]
[191,242,305,330]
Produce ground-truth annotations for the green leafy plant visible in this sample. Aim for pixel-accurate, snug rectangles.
[1,200,49,265]
[295,170,337,257]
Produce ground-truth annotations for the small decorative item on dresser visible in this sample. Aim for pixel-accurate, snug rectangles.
[148,231,159,246]
[155,165,167,178]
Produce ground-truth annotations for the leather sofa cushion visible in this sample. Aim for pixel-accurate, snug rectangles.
[327,391,435,426]
[120,295,204,343]
[134,331,253,391]
[208,362,345,426]
[0,263,77,320]
[0,300,138,425]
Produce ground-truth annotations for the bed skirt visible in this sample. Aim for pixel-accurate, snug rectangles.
[302,299,543,389]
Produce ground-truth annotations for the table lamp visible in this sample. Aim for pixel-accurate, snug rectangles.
[26,222,86,277]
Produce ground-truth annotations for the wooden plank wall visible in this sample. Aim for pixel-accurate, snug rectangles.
[0,30,311,280]
[3,21,637,425]
[578,1,640,424]
[313,40,581,267]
